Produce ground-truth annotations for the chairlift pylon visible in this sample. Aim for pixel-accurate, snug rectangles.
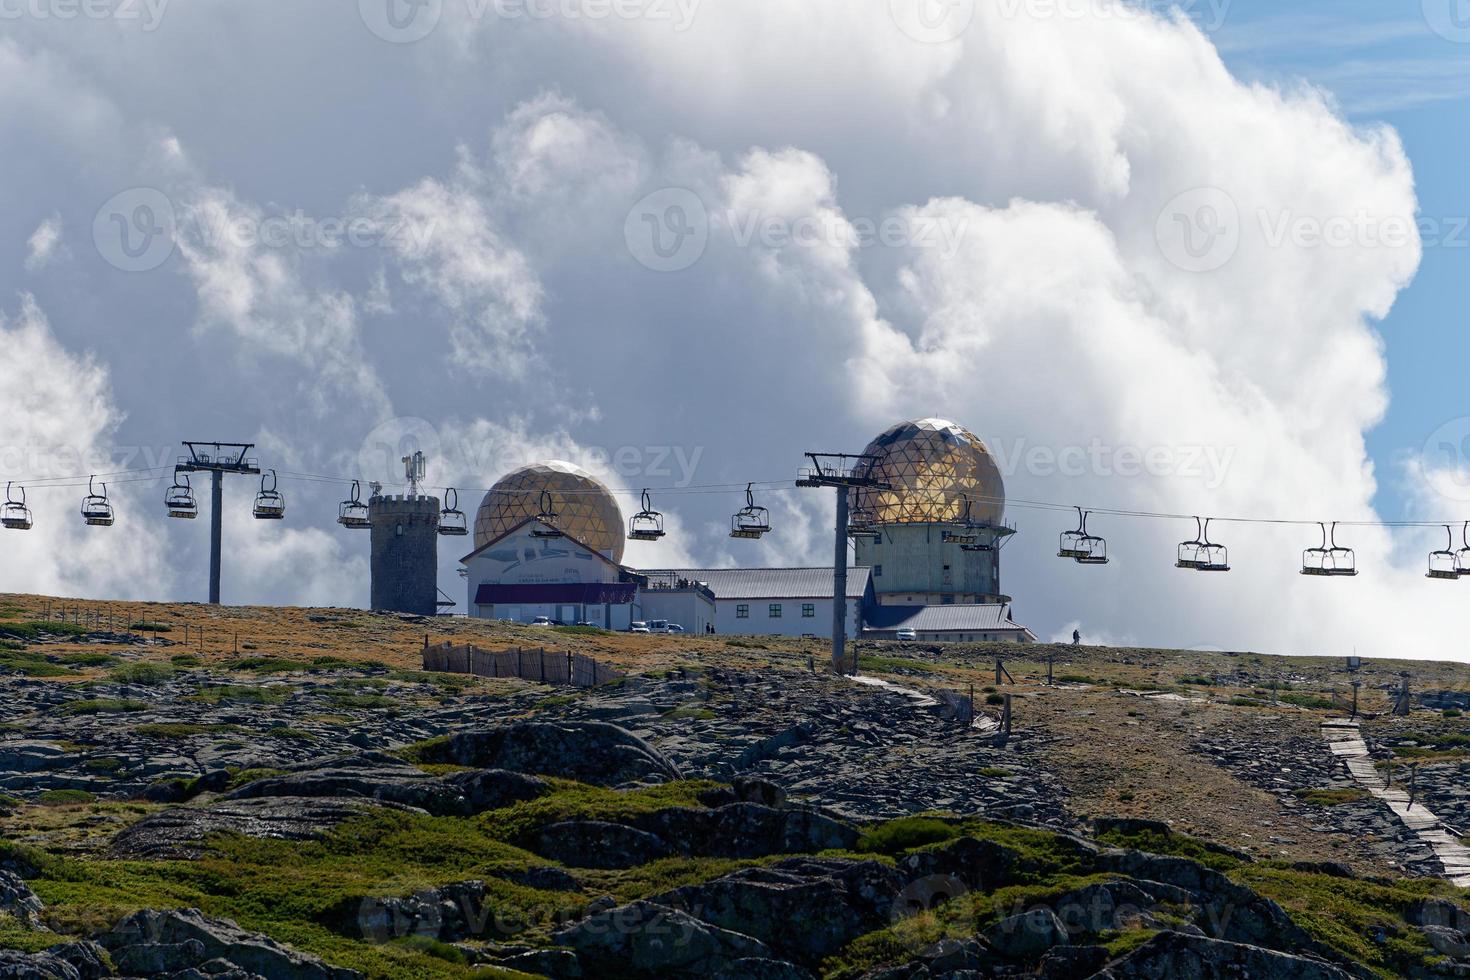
[438,487,468,537]
[1,483,32,531]
[165,471,198,520]
[81,476,114,527]
[1428,524,1459,580]
[943,496,981,548]
[1059,506,1108,565]
[1301,522,1357,577]
[337,479,370,529]
[532,490,564,538]
[252,469,285,520]
[1176,517,1230,572]
[628,489,666,541]
[730,484,770,540]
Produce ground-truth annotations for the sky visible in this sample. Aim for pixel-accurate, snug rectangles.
[1,0,1468,659]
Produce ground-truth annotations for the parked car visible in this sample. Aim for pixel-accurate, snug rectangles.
[663,624,686,634]
[530,616,554,627]
[573,621,600,628]
[896,628,917,641]
[629,621,651,633]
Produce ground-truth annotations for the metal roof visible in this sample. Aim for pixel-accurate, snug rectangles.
[644,567,872,601]
[862,604,1030,634]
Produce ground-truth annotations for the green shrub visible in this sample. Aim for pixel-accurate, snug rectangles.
[984,693,1005,706]
[37,789,95,805]
[169,654,201,667]
[1294,788,1366,807]
[191,685,290,704]
[60,699,149,715]
[223,656,313,673]
[129,621,172,633]
[856,816,958,854]
[57,652,117,667]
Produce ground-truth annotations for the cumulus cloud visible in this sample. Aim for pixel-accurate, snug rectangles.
[24,214,64,271]
[0,0,1452,656]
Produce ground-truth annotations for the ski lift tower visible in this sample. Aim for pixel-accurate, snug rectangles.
[176,442,260,605]
[797,452,890,675]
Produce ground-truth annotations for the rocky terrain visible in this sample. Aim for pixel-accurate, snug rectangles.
[0,594,1466,978]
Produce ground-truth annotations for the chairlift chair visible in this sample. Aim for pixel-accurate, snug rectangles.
[1428,525,1459,580]
[252,469,285,520]
[1301,522,1357,577]
[1458,522,1470,577]
[337,480,370,529]
[1060,507,1108,564]
[1,483,32,531]
[81,476,114,527]
[943,496,980,547]
[730,484,770,539]
[532,490,564,538]
[1177,517,1230,572]
[628,489,666,541]
[438,488,468,537]
[165,472,198,519]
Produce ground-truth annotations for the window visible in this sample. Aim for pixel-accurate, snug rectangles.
[802,603,815,618]
[873,564,882,577]
[736,604,749,619]
[769,603,783,618]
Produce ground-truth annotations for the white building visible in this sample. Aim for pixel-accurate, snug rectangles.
[461,518,640,628]
[644,567,872,638]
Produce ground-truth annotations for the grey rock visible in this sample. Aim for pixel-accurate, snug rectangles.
[0,869,46,928]
[536,821,674,869]
[0,948,79,979]
[111,939,207,974]
[1093,931,1353,979]
[43,942,110,980]
[982,907,1067,960]
[102,908,360,979]
[420,721,682,787]
[553,900,771,976]
[109,797,410,859]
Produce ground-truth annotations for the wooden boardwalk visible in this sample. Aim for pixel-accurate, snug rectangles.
[1322,718,1470,886]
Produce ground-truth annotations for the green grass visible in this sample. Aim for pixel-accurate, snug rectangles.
[222,656,315,673]
[0,621,89,641]
[551,625,605,636]
[82,757,124,773]
[0,650,72,677]
[977,767,1012,778]
[60,698,149,715]
[191,685,290,704]
[482,780,724,844]
[326,693,396,710]
[129,621,172,632]
[57,652,118,668]
[856,655,936,675]
[856,816,957,854]
[36,789,96,805]
[1279,692,1339,711]
[133,723,243,739]
[169,654,201,667]
[108,662,176,686]
[1177,675,1214,686]
[1294,788,1367,807]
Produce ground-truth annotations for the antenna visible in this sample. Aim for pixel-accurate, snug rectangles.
[403,451,426,497]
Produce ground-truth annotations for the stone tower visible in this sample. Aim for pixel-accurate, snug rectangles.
[369,494,440,616]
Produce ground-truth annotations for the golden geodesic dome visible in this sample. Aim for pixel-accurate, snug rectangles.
[850,418,1005,526]
[474,460,626,563]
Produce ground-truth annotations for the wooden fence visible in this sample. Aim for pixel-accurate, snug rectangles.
[422,641,625,687]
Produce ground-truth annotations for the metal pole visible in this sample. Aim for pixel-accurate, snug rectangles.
[831,488,849,675]
[209,469,223,605]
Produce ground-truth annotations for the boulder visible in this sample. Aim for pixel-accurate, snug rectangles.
[553,900,770,976]
[536,821,675,869]
[627,803,857,860]
[419,722,682,787]
[102,908,360,980]
[0,948,79,979]
[0,870,46,928]
[43,942,110,980]
[109,797,407,859]
[897,836,1020,894]
[982,908,1067,960]
[1037,944,1110,979]
[1092,931,1353,979]
[653,857,906,965]
[337,880,498,943]
[711,958,814,979]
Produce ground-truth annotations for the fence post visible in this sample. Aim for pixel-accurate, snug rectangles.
[539,648,546,683]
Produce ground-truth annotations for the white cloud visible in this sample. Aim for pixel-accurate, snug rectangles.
[24,214,65,271]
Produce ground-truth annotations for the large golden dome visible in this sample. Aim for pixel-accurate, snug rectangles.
[850,418,1005,526]
[474,460,625,562]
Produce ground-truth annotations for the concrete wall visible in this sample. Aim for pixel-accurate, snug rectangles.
[473,601,634,630]
[369,495,440,616]
[638,590,716,634]
[853,523,1006,603]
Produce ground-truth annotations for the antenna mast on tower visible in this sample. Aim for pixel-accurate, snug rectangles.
[403,451,426,497]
